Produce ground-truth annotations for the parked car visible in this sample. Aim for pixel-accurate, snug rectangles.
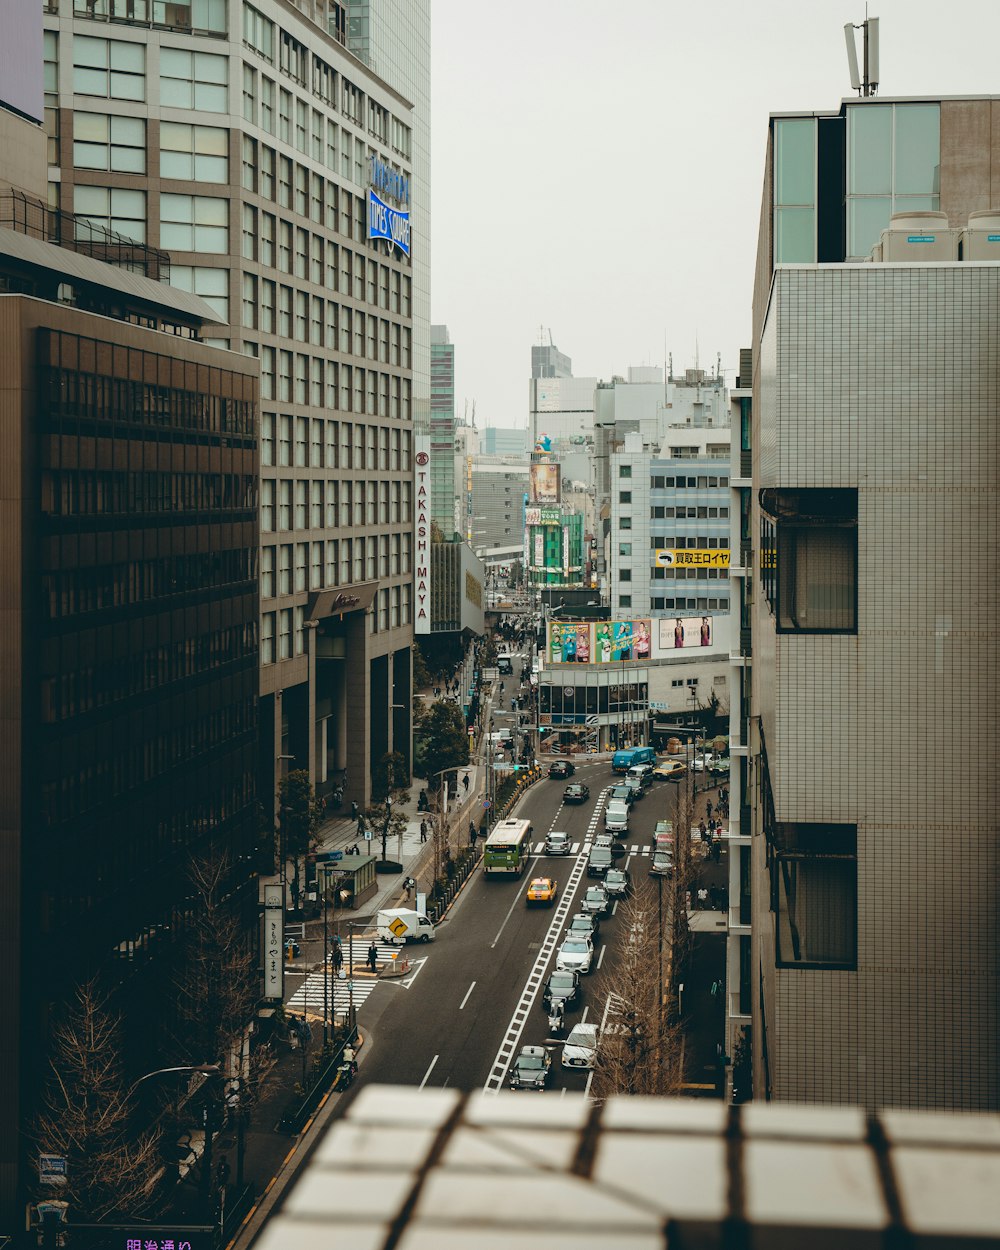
[526,877,558,906]
[563,783,590,804]
[587,847,613,878]
[556,937,594,975]
[561,1023,599,1070]
[652,760,687,781]
[604,868,630,898]
[544,830,572,855]
[581,885,610,916]
[509,1045,552,1090]
[549,760,575,778]
[542,969,581,1011]
[708,757,731,776]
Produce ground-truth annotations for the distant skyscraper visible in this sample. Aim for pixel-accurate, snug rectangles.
[430,325,456,536]
[532,336,572,378]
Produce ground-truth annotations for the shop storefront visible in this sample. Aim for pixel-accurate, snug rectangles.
[537,667,650,754]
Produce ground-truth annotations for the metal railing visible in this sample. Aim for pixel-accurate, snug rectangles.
[0,188,170,280]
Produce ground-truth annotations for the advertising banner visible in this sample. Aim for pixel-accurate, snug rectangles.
[654,548,730,568]
[368,188,411,257]
[263,884,283,1000]
[657,615,714,649]
[548,619,651,663]
[548,621,592,664]
[529,461,560,505]
[533,532,544,568]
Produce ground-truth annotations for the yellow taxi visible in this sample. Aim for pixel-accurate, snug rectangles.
[526,876,558,907]
[652,760,687,781]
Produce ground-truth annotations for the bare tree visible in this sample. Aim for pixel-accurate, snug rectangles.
[277,769,324,911]
[668,782,697,1008]
[32,981,165,1221]
[171,853,274,1108]
[592,878,686,1099]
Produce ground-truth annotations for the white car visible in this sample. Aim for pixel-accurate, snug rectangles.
[562,1022,599,1069]
[691,754,714,772]
[556,937,594,975]
[545,830,571,855]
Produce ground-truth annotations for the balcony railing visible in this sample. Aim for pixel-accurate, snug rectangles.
[0,189,170,281]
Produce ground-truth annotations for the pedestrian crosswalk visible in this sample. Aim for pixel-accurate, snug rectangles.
[533,841,655,857]
[286,942,406,1017]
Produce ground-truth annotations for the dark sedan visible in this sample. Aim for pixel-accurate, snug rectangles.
[542,969,581,1012]
[548,759,575,779]
[563,782,590,803]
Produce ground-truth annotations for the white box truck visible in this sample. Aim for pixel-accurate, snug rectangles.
[377,908,436,944]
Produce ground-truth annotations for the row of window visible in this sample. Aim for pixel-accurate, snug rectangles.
[73,0,227,36]
[261,415,410,472]
[39,696,256,824]
[240,1,409,156]
[42,470,255,518]
[647,597,730,611]
[649,535,728,549]
[42,551,255,619]
[619,467,731,489]
[41,623,256,724]
[760,489,858,633]
[249,345,412,419]
[242,276,411,366]
[44,367,255,439]
[261,534,411,599]
[260,477,411,534]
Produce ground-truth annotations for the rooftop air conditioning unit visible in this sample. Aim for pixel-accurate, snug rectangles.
[960,209,1000,261]
[878,211,959,262]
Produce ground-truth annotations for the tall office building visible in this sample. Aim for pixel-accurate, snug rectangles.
[740,92,999,1110]
[43,0,430,807]
[531,335,572,379]
[0,71,260,1219]
[430,323,455,536]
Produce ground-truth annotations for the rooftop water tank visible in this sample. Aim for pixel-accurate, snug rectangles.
[878,210,959,262]
[961,209,1000,261]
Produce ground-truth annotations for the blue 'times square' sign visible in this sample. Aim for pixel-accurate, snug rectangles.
[368,190,411,258]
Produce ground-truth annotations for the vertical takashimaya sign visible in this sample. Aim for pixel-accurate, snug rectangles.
[415,438,431,633]
[263,884,283,1000]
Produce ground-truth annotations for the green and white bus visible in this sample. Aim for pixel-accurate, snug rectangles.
[483,818,534,877]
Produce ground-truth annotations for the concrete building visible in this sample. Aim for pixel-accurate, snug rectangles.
[742,93,1000,1110]
[43,0,431,808]
[531,335,572,378]
[480,425,528,456]
[0,87,260,1220]
[467,458,529,554]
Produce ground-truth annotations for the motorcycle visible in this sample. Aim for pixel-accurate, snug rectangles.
[547,1002,566,1036]
[332,1059,358,1092]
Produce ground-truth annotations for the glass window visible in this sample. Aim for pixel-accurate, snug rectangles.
[73,113,145,172]
[168,264,229,320]
[73,36,145,101]
[774,117,815,204]
[160,193,229,252]
[848,196,892,261]
[160,123,228,182]
[74,185,146,242]
[775,206,815,264]
[160,48,227,112]
[848,104,892,195]
[893,103,940,195]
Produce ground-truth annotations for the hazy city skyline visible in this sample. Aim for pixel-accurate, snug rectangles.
[431,0,999,427]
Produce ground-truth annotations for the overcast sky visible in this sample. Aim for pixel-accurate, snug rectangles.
[429,0,999,429]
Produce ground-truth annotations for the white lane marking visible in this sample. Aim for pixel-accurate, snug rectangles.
[459,981,476,1010]
[419,1054,439,1088]
[484,788,611,1094]
[597,945,607,970]
[581,1006,589,1023]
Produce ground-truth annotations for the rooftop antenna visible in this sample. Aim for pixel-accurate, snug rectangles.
[844,14,879,97]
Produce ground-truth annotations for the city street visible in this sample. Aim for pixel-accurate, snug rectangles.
[347,761,725,1095]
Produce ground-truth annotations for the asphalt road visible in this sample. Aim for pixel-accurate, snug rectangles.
[354,759,693,1095]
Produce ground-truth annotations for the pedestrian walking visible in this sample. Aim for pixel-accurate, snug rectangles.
[699,819,707,839]
[706,799,713,821]
[469,821,477,845]
[712,837,722,864]
[462,772,470,792]
[697,887,709,909]
[332,941,343,972]
[357,814,366,838]
[420,819,428,843]
[367,942,379,973]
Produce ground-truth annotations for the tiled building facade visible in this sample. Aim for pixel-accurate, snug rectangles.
[745,94,1000,1109]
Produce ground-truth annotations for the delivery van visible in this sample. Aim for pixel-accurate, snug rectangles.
[377,908,436,945]
[604,799,630,834]
[612,745,657,774]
